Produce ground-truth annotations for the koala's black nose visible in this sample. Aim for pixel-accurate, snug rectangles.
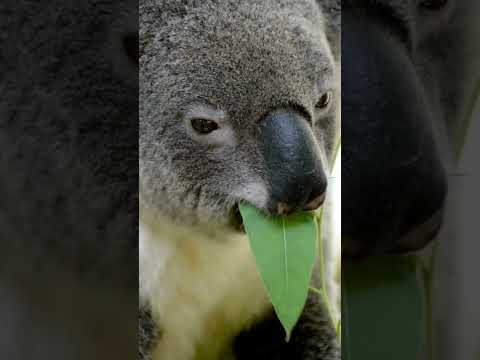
[259,109,328,216]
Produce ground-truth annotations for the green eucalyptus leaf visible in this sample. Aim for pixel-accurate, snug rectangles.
[239,203,317,341]
[342,256,424,360]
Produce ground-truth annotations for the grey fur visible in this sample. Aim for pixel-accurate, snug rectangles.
[139,307,160,360]
[0,0,138,359]
[140,0,340,359]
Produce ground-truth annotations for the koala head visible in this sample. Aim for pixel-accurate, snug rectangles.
[140,0,340,232]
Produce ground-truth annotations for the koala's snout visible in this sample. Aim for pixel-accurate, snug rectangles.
[259,109,327,216]
[342,12,447,256]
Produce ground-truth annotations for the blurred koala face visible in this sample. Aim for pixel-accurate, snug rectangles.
[139,0,339,230]
[342,0,473,256]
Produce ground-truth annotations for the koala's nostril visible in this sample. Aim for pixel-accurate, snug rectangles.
[123,33,138,66]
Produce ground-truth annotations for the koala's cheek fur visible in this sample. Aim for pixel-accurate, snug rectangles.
[140,161,266,227]
[230,183,270,210]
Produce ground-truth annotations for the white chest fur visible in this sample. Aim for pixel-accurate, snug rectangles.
[139,219,270,360]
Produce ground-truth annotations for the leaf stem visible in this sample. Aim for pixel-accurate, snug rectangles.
[313,208,338,336]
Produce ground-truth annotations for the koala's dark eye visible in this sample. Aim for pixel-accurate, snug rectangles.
[315,91,332,110]
[419,0,448,10]
[190,118,219,134]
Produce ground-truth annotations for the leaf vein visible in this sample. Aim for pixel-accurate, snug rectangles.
[282,216,289,294]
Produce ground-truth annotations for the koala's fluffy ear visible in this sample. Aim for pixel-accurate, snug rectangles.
[317,0,340,60]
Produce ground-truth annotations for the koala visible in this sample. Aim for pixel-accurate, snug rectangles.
[0,0,138,359]
[342,0,480,359]
[342,0,466,256]
[139,1,340,360]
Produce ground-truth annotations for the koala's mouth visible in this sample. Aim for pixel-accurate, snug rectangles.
[391,207,444,254]
[230,204,245,233]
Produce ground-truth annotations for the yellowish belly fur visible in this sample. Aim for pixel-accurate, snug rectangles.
[139,216,271,360]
